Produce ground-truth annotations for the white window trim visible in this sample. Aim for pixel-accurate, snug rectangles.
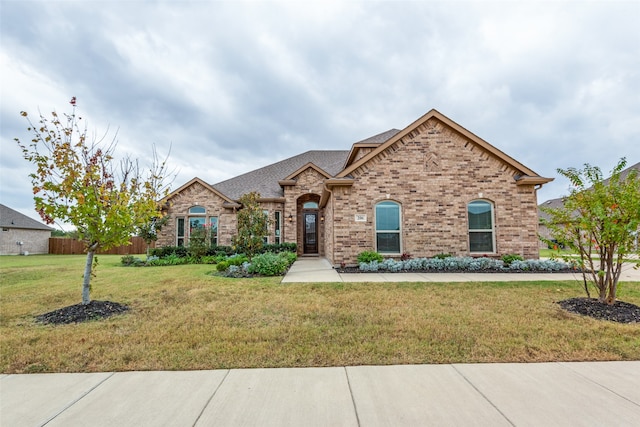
[468,199,496,254]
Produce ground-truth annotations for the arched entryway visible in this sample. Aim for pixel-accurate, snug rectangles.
[297,194,322,256]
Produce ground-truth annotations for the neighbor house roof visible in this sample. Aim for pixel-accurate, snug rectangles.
[538,161,639,222]
[212,150,350,200]
[0,204,53,231]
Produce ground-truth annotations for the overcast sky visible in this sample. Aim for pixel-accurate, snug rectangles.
[2,0,639,228]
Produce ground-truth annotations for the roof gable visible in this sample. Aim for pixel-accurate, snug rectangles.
[165,177,235,204]
[337,109,552,185]
[283,162,332,181]
[0,204,53,231]
[344,129,401,168]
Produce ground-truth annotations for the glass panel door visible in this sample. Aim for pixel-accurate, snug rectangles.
[303,212,318,254]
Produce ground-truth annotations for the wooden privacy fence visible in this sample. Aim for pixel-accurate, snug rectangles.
[49,237,152,255]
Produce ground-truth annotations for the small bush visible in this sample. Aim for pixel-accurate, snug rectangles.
[147,254,189,266]
[121,255,145,267]
[357,251,384,263]
[227,254,249,266]
[501,254,524,267]
[433,253,452,259]
[216,261,230,272]
[248,252,289,276]
[149,246,189,258]
[262,243,297,254]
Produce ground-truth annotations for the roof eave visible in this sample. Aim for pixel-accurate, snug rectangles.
[515,176,555,186]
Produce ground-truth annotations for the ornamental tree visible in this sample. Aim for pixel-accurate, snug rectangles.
[15,98,171,305]
[232,192,271,260]
[541,158,640,304]
[137,214,170,258]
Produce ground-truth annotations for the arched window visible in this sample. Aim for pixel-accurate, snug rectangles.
[468,200,495,253]
[303,201,318,209]
[375,201,401,254]
[189,206,206,214]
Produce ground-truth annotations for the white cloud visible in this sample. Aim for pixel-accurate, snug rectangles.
[1,0,638,225]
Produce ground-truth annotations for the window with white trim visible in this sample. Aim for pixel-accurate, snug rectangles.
[375,201,401,254]
[263,209,269,244]
[176,217,185,246]
[274,211,282,244]
[209,217,218,246]
[468,200,495,253]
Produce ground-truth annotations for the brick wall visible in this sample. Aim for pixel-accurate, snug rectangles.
[157,181,237,247]
[329,118,541,266]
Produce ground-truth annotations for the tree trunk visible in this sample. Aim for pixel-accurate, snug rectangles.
[82,249,96,305]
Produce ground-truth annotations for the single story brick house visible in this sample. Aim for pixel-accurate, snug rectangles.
[157,109,553,266]
[0,204,53,255]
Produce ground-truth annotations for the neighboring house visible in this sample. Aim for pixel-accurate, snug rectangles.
[0,204,53,255]
[158,109,553,266]
[538,161,640,248]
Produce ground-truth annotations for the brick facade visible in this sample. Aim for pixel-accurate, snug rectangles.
[329,118,541,265]
[157,180,238,247]
[159,110,549,264]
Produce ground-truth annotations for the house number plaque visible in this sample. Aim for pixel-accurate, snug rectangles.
[354,214,367,222]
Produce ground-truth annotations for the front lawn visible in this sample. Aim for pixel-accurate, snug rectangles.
[1,255,639,373]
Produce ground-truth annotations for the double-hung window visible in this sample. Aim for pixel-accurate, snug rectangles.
[375,201,401,254]
[468,200,495,253]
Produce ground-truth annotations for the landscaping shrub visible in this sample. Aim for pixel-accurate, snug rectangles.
[120,255,145,267]
[502,254,524,267]
[357,251,384,263]
[358,256,573,273]
[248,252,290,276]
[149,246,188,258]
[262,242,297,254]
[147,254,189,266]
[227,254,249,266]
[433,253,452,259]
[216,261,230,272]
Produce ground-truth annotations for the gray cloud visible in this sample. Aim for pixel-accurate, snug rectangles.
[2,0,638,226]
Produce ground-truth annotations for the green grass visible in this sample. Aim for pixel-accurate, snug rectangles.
[1,255,639,373]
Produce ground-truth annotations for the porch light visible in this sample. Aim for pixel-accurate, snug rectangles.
[288,214,293,222]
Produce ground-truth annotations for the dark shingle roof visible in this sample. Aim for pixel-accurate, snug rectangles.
[212,150,350,199]
[0,204,53,231]
[353,128,401,145]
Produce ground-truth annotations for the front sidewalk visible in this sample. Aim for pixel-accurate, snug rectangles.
[2,362,639,426]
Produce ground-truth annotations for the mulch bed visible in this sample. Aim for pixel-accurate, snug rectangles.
[336,267,577,274]
[558,298,640,324]
[35,300,129,325]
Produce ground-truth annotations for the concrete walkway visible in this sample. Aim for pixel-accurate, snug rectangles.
[2,361,639,426]
[281,257,640,283]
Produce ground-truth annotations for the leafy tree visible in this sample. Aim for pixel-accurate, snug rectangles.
[137,214,170,258]
[15,98,171,305]
[541,158,640,304]
[232,192,271,260]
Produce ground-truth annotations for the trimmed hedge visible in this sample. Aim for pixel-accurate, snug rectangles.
[359,256,575,272]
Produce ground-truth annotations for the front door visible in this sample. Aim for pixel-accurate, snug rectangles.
[303,212,318,254]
